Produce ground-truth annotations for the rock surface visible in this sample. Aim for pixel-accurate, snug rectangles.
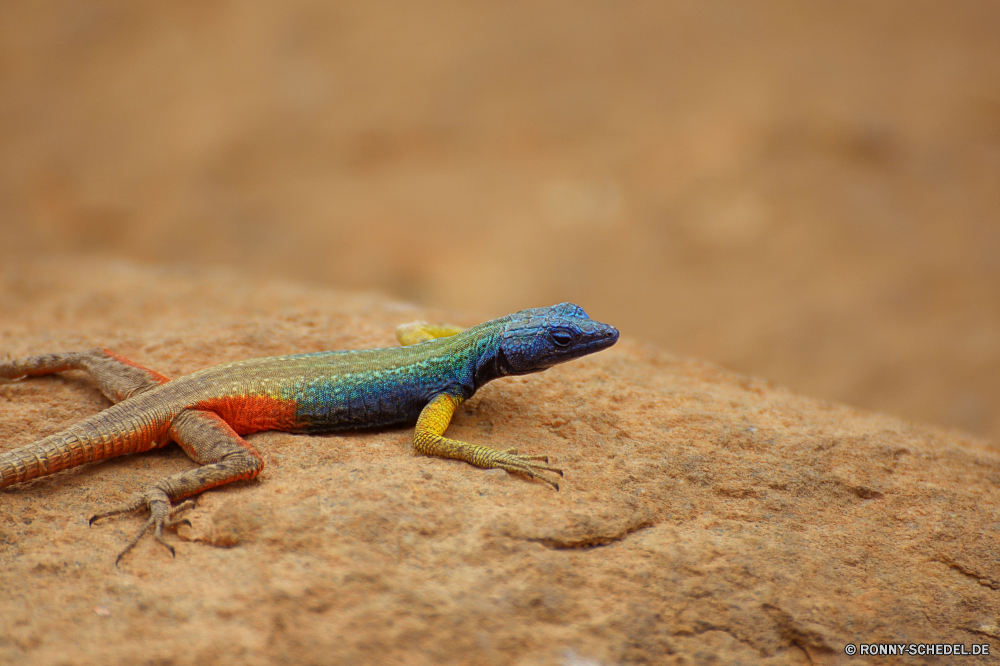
[1,259,998,665]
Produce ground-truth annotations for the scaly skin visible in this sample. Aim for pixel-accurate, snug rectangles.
[1,303,618,562]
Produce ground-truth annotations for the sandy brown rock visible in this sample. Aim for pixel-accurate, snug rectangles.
[1,259,998,665]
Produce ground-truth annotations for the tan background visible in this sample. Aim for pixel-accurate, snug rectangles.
[1,1,998,439]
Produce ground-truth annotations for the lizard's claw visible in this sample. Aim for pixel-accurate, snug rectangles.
[90,492,195,565]
[489,448,564,490]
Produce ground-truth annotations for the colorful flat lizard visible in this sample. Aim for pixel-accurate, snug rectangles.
[0,303,618,562]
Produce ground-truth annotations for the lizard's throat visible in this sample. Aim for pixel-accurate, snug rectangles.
[474,346,514,387]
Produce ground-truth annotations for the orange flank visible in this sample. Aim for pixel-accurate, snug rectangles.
[194,394,301,435]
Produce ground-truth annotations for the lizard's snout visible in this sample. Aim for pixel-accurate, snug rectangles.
[587,321,619,349]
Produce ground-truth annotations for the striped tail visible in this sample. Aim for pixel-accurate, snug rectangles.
[0,398,174,488]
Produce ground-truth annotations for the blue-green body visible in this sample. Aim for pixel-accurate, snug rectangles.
[250,303,618,432]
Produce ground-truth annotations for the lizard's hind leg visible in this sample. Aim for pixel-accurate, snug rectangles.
[91,408,264,564]
[0,348,170,403]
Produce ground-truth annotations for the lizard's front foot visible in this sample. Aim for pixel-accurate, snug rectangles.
[490,446,564,490]
[417,434,564,490]
[90,489,195,565]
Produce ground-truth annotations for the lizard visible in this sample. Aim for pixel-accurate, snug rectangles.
[0,303,618,562]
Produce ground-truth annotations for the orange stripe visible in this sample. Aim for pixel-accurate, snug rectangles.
[194,395,301,435]
[102,349,171,384]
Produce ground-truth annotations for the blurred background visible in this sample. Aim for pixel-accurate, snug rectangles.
[0,1,997,439]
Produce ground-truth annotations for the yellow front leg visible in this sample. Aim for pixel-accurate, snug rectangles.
[413,394,563,490]
[395,321,465,346]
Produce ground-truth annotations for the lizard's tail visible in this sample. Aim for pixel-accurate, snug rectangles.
[0,398,173,488]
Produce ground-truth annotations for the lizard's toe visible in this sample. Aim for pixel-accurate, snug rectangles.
[501,447,550,463]
[491,450,563,490]
[92,492,191,565]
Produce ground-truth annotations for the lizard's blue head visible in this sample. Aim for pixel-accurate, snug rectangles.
[492,302,619,376]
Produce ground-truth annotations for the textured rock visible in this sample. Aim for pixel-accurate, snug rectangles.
[1,259,998,665]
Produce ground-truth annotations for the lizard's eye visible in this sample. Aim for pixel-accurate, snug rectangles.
[549,328,576,348]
